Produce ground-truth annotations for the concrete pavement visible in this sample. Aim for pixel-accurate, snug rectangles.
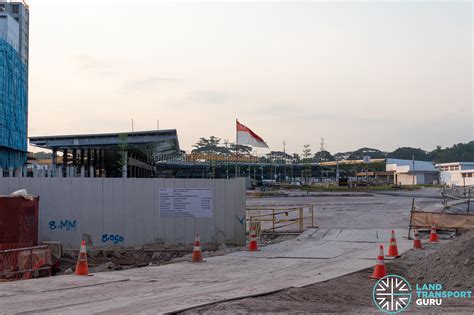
[0,228,413,314]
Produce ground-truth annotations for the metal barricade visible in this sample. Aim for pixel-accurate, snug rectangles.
[246,204,317,233]
[0,245,52,281]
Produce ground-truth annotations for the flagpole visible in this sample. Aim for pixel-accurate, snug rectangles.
[235,118,238,178]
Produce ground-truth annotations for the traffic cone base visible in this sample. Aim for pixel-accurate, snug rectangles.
[74,240,90,276]
[369,245,387,279]
[386,230,400,257]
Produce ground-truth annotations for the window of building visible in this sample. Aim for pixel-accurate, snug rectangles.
[12,4,19,14]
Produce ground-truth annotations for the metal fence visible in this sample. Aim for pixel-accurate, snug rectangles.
[0,245,51,281]
[246,204,317,233]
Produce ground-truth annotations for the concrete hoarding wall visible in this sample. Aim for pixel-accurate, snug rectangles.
[0,178,246,249]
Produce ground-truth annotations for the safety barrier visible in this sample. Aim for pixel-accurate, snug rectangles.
[246,204,317,233]
[0,245,52,281]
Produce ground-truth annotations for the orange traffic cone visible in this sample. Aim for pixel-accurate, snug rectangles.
[386,230,400,257]
[370,245,387,279]
[191,234,204,263]
[248,225,260,251]
[413,227,423,249]
[429,224,439,243]
[74,240,89,276]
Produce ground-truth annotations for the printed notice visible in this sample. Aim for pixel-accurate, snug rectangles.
[159,188,213,218]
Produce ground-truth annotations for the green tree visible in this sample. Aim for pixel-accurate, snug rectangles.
[117,133,129,174]
[388,147,429,161]
[192,136,231,155]
[302,145,312,183]
[229,143,252,156]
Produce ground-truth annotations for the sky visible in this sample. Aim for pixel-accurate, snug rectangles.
[28,0,473,154]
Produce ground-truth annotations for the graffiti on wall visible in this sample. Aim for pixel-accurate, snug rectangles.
[102,234,124,244]
[49,220,77,231]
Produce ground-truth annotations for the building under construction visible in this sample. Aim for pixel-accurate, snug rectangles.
[0,1,29,169]
[29,130,180,178]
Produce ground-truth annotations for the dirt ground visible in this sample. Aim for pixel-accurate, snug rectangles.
[181,232,474,314]
[58,233,294,274]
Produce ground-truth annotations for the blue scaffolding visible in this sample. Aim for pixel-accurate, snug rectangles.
[0,38,28,169]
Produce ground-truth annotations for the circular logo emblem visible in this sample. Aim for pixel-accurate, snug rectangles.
[373,275,412,314]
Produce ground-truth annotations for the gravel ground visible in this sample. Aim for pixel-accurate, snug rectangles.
[181,234,473,314]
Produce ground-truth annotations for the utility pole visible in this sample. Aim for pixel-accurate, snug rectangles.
[283,140,287,183]
[320,138,325,183]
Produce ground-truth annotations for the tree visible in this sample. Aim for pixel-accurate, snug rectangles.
[229,143,252,156]
[313,150,335,162]
[302,145,312,183]
[192,136,231,155]
[117,133,129,174]
[388,147,429,161]
[348,148,386,160]
[292,153,301,163]
[266,151,292,163]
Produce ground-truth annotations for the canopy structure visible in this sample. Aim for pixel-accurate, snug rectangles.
[29,130,180,178]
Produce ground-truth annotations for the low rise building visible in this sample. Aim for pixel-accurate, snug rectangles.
[386,158,439,185]
[437,162,474,187]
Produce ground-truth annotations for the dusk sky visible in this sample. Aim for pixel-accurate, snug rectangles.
[29,0,473,154]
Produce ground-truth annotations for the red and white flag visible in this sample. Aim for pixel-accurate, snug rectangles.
[236,120,269,148]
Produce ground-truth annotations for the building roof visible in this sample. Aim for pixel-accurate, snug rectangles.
[386,158,437,172]
[29,130,180,155]
[436,162,474,167]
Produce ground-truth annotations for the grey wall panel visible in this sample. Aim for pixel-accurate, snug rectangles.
[198,179,216,247]
[0,178,19,194]
[183,179,196,247]
[0,178,246,249]
[163,178,177,247]
[82,178,103,247]
[133,179,145,247]
[153,178,165,246]
[214,179,227,245]
[225,180,237,245]
[171,179,186,247]
[141,180,154,246]
[123,179,135,247]
[235,178,247,246]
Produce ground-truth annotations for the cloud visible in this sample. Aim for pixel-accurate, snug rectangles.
[124,76,179,91]
[185,90,230,105]
[72,55,116,76]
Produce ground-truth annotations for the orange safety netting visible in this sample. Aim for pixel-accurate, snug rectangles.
[411,211,474,229]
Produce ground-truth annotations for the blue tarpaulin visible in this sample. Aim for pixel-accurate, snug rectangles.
[0,38,27,169]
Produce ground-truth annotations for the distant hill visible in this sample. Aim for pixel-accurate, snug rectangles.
[388,147,430,161]
[313,150,335,162]
[328,141,474,163]
[431,141,474,163]
[348,148,387,160]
